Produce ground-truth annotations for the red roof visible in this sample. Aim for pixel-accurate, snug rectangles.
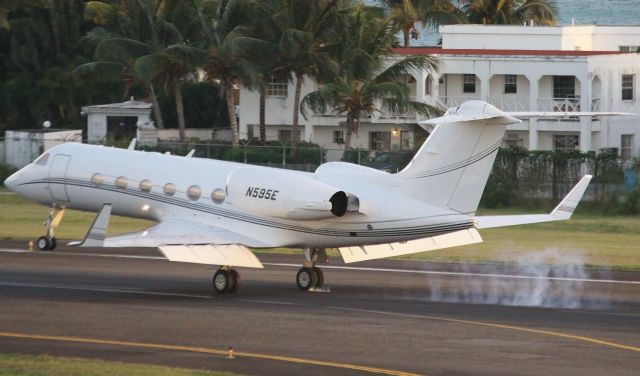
[394,47,630,56]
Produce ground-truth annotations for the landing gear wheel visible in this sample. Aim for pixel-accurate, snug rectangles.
[296,267,318,291]
[313,267,324,288]
[48,237,57,251]
[37,236,50,251]
[228,269,240,293]
[213,269,230,294]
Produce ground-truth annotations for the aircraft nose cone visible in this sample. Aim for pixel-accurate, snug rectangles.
[4,171,19,191]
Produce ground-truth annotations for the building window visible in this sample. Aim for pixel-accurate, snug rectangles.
[463,74,476,93]
[621,134,633,160]
[369,131,391,151]
[553,76,575,98]
[622,74,635,101]
[502,133,523,148]
[266,75,288,97]
[278,129,300,144]
[553,135,579,151]
[333,130,344,144]
[620,46,640,52]
[504,75,517,94]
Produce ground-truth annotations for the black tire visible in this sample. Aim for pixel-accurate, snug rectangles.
[296,267,318,291]
[313,267,324,288]
[48,237,57,251]
[37,236,50,251]
[228,269,240,293]
[212,269,230,294]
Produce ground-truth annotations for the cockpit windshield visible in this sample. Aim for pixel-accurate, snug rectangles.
[34,152,50,166]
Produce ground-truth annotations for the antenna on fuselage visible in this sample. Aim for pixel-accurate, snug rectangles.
[185,149,195,158]
[127,138,137,150]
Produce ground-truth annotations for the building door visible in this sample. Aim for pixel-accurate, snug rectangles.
[49,154,71,202]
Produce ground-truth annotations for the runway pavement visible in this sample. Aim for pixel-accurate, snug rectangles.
[0,240,639,375]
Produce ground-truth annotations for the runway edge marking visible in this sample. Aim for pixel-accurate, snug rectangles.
[0,331,422,376]
[329,307,640,354]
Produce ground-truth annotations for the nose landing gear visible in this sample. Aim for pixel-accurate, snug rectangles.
[37,206,65,251]
[296,248,327,291]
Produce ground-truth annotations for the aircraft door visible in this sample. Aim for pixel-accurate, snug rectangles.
[49,154,71,202]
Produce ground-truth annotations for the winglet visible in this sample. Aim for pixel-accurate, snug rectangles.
[550,174,592,220]
[79,203,112,247]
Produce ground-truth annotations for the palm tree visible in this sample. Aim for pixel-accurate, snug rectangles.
[269,0,350,156]
[76,0,206,142]
[301,6,439,150]
[458,0,556,25]
[195,0,261,148]
[378,0,460,47]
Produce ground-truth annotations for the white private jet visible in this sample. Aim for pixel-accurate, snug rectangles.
[4,101,628,293]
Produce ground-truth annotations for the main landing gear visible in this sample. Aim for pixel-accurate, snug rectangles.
[212,267,240,294]
[37,206,65,251]
[296,248,327,291]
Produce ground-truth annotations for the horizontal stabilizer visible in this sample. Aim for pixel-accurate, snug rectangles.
[419,113,520,127]
[507,111,636,118]
[158,244,263,268]
[476,175,592,229]
[338,228,482,263]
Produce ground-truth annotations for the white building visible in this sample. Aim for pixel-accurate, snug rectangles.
[4,129,82,168]
[238,24,640,159]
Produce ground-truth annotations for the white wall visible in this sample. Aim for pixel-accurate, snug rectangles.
[441,25,640,52]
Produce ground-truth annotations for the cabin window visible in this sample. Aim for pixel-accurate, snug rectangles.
[187,185,202,201]
[115,176,128,189]
[463,74,476,93]
[163,183,177,196]
[91,173,104,186]
[622,74,635,101]
[211,188,226,204]
[139,179,153,192]
[34,153,49,166]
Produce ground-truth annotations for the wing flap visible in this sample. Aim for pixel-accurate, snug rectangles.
[338,228,482,263]
[158,244,263,268]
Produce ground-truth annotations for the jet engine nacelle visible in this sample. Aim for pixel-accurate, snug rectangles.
[226,168,350,220]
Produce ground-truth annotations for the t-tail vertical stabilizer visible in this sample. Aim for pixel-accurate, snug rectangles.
[397,101,520,215]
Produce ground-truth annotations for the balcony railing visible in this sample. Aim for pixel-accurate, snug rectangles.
[487,97,529,111]
[438,96,480,107]
[538,97,581,112]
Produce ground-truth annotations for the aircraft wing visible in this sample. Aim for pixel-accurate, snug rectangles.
[70,208,268,268]
[475,175,592,229]
[100,219,272,248]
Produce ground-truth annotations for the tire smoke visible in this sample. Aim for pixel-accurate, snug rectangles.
[424,248,611,309]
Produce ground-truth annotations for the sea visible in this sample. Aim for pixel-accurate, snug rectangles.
[413,0,640,46]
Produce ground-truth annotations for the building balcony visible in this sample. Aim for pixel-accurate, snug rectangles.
[537,97,601,112]
[487,97,529,111]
